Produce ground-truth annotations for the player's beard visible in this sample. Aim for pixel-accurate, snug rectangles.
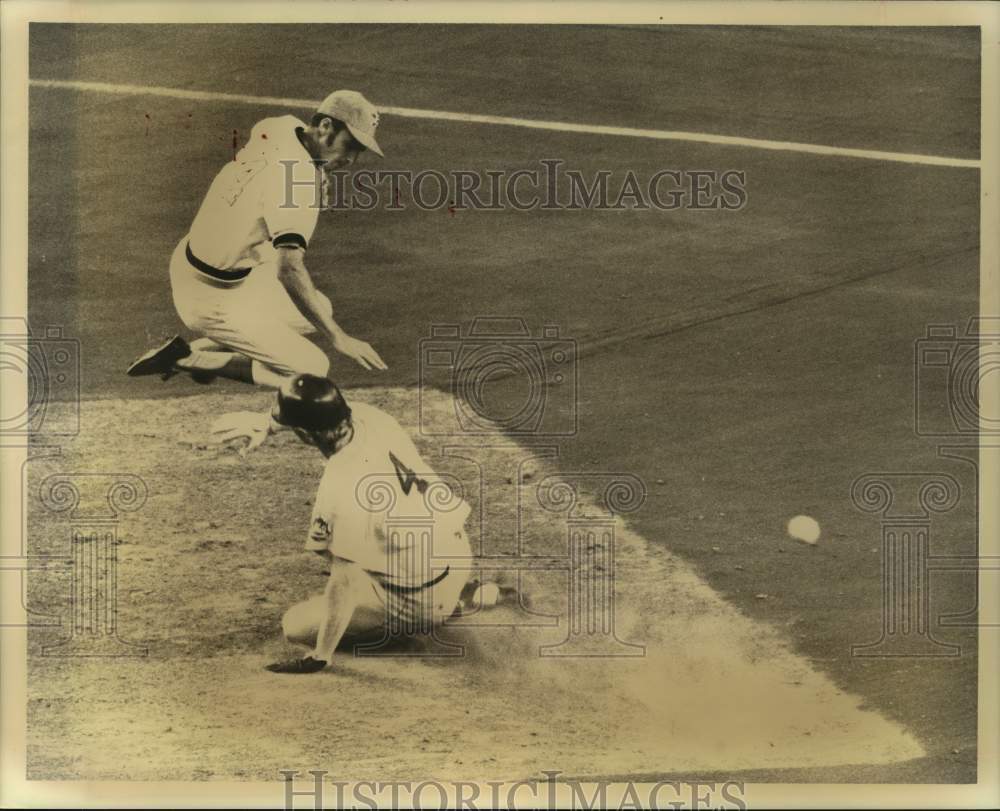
[320,171,335,211]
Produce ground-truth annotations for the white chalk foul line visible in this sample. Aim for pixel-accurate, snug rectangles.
[31,77,980,169]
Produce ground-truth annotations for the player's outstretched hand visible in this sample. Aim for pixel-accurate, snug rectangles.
[332,333,388,371]
[210,411,271,458]
[265,656,327,674]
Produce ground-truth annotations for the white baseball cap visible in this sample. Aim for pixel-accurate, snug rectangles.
[316,90,384,156]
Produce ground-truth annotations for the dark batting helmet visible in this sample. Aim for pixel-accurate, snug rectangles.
[276,374,352,432]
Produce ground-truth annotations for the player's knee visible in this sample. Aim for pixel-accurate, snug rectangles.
[270,345,329,380]
[300,347,330,378]
[280,606,299,641]
[252,350,327,387]
[281,600,319,646]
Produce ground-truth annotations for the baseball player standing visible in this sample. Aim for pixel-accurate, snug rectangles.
[216,374,476,673]
[127,90,387,388]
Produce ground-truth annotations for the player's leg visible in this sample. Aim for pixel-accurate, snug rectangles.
[188,337,232,353]
[129,240,248,381]
[129,301,329,387]
[280,595,325,647]
[214,314,330,387]
[422,530,515,620]
[426,567,473,625]
[364,567,473,635]
[178,262,333,386]
[167,257,264,383]
[281,580,389,649]
[128,333,257,384]
[129,245,330,385]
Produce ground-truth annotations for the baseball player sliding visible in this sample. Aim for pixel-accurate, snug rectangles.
[214,374,495,673]
[127,90,387,388]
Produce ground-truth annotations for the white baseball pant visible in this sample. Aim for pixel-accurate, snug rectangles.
[169,237,332,384]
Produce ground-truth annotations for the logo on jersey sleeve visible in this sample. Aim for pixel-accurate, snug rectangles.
[309,516,332,543]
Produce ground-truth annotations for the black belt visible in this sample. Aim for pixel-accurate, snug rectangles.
[185,242,251,282]
[381,566,450,594]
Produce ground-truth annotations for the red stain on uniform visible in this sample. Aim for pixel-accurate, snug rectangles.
[261,133,268,140]
[144,113,151,137]
[447,202,457,217]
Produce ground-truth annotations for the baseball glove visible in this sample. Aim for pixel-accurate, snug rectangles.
[265,656,327,674]
[210,411,271,458]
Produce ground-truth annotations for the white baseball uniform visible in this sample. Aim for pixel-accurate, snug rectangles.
[169,115,333,379]
[304,402,473,627]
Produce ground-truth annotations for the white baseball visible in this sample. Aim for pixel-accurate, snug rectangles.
[474,582,501,607]
[787,515,821,544]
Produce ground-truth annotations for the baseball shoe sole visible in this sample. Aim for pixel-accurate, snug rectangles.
[126,335,190,380]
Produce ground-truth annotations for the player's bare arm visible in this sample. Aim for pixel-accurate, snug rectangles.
[276,246,387,372]
[266,554,363,674]
[311,556,365,662]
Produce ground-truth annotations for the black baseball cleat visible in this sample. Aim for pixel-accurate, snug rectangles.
[456,578,482,615]
[265,656,327,674]
[126,336,190,380]
[497,585,524,608]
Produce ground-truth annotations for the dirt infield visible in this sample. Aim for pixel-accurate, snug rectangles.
[25,388,923,781]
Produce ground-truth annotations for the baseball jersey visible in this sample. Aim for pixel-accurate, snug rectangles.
[307,403,473,586]
[187,115,323,271]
